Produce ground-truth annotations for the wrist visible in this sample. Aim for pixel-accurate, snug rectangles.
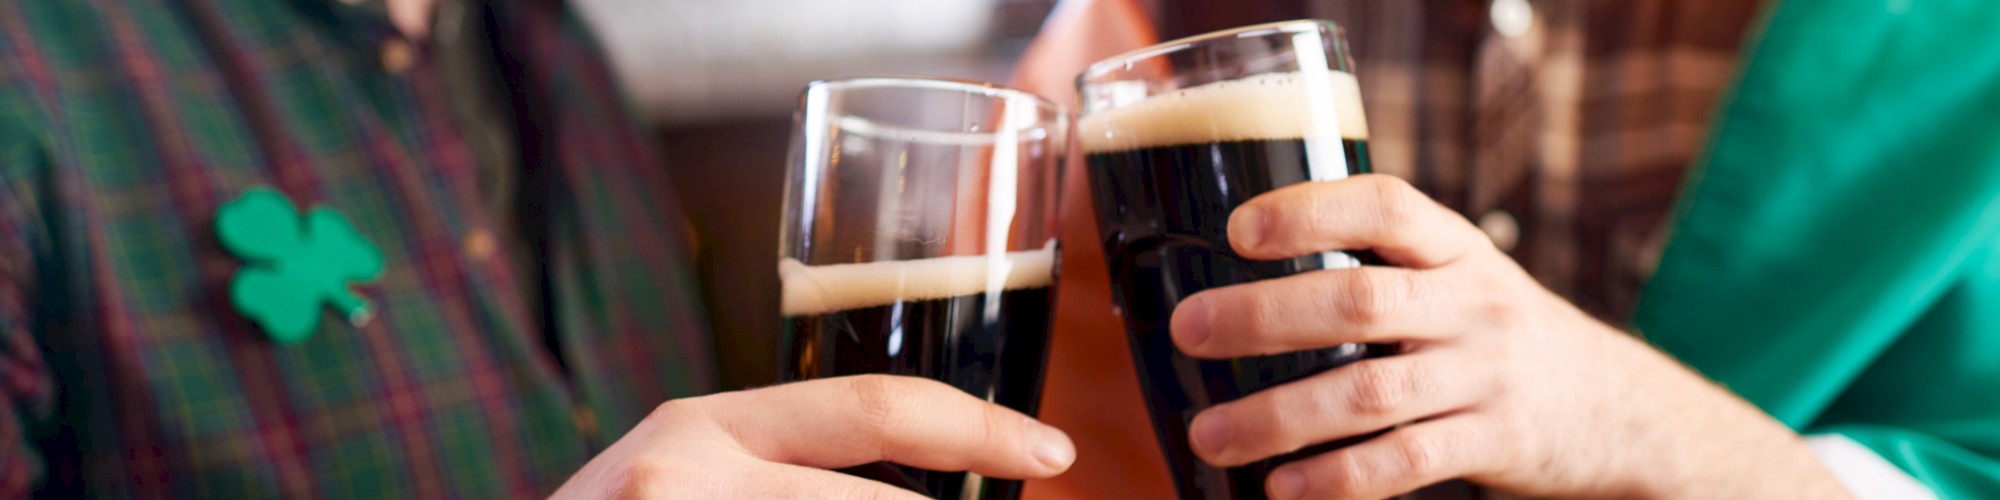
[1633,365,1849,499]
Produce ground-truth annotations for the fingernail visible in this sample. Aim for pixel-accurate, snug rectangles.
[1173,296,1212,349]
[1229,205,1267,251]
[1029,421,1076,469]
[1190,411,1231,457]
[1270,468,1306,500]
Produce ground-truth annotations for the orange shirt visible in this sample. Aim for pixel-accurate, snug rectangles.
[1008,1,1173,498]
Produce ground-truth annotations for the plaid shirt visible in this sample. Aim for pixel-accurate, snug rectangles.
[0,0,714,497]
[1312,0,1766,321]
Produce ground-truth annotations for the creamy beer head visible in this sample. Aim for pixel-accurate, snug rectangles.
[1078,70,1369,154]
[778,243,1057,317]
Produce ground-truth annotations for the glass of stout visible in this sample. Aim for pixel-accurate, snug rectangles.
[1078,20,1390,499]
[777,77,1066,500]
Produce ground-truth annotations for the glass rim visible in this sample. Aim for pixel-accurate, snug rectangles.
[805,76,1065,116]
[1078,19,1342,83]
[803,76,1066,144]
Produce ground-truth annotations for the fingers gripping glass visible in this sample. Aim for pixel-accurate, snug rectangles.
[776,77,1067,500]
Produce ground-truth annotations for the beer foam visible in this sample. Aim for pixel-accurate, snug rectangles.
[780,242,1057,316]
[1078,70,1370,153]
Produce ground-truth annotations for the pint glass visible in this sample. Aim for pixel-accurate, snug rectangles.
[778,77,1067,500]
[1078,20,1389,499]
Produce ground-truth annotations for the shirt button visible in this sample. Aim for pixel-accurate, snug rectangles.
[572,404,600,441]
[464,228,498,262]
[380,39,415,75]
[1479,210,1521,252]
[1490,0,1534,38]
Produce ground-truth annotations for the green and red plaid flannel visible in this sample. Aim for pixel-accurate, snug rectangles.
[0,0,715,496]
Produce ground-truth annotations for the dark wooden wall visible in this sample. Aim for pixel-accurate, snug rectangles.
[660,119,794,390]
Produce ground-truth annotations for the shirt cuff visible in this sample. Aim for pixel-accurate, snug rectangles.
[1806,433,1937,500]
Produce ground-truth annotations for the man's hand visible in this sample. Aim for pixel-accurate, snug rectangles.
[1171,175,1849,499]
[551,375,1076,499]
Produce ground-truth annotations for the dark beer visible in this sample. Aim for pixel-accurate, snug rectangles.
[1082,70,1391,498]
[779,247,1057,500]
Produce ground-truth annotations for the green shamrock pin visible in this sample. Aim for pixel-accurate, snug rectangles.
[217,187,384,344]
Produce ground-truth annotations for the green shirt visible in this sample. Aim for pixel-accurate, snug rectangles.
[1642,0,2000,497]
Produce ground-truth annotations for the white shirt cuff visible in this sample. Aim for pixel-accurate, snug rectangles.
[1806,433,1937,500]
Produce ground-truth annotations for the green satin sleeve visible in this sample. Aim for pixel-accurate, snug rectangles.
[1636,0,2000,497]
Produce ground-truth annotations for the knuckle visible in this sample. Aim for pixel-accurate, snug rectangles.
[646,399,702,427]
[1394,432,1446,478]
[1367,175,1423,229]
[1319,453,1372,498]
[1235,292,1281,343]
[1340,269,1421,330]
[854,376,973,452]
[625,458,674,483]
[1488,302,1528,338]
[1234,397,1291,452]
[848,375,915,431]
[1296,376,1345,418]
[1346,361,1413,417]
[1468,276,1533,332]
[1394,269,1429,312]
[1482,299,1527,332]
[849,375,927,462]
[1337,272,1386,326]
[978,403,1023,457]
[618,458,681,498]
